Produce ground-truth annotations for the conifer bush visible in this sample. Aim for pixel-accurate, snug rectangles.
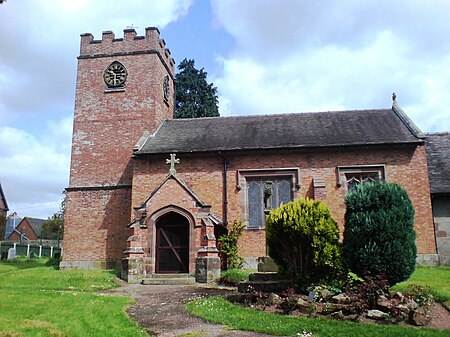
[343,182,416,286]
[266,198,343,288]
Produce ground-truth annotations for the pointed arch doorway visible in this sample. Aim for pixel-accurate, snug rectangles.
[155,212,189,273]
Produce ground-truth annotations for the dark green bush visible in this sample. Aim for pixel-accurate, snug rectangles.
[343,182,416,286]
[266,198,343,289]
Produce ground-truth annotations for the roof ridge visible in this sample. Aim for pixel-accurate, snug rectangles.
[166,108,391,122]
[25,216,45,221]
[425,131,450,136]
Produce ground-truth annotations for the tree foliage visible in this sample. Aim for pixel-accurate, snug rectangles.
[218,219,246,269]
[42,192,65,240]
[266,198,343,288]
[42,212,64,240]
[174,58,219,118]
[343,182,416,286]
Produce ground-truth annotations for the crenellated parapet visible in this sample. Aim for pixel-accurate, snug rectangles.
[79,27,175,72]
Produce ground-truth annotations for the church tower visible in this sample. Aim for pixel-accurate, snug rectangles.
[62,28,175,269]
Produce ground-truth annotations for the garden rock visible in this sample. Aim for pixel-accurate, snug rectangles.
[331,293,351,304]
[329,310,345,320]
[267,293,282,305]
[404,299,418,310]
[367,309,388,320]
[226,293,256,304]
[410,307,431,326]
[376,295,392,311]
[343,314,359,322]
[297,298,312,314]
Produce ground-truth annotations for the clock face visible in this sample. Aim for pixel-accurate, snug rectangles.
[163,75,170,102]
[104,61,127,87]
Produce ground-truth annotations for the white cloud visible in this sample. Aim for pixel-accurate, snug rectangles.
[0,117,72,219]
[1,0,449,220]
[0,0,194,121]
[0,0,194,219]
[212,0,450,131]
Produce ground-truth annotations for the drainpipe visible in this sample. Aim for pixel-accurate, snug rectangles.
[218,152,228,228]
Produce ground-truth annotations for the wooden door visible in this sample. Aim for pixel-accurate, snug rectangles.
[155,213,189,273]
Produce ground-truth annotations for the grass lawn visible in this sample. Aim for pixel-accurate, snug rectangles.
[187,266,450,337]
[392,266,450,307]
[0,258,147,337]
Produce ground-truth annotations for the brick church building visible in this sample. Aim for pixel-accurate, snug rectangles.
[61,27,438,282]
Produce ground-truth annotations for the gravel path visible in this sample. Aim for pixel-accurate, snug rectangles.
[103,283,275,337]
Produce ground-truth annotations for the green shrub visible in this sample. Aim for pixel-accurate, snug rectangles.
[219,268,253,286]
[266,198,343,289]
[343,182,416,286]
[218,219,246,269]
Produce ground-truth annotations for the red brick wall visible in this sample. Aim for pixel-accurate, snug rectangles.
[64,28,436,269]
[69,29,174,187]
[8,219,38,241]
[135,178,205,274]
[63,188,131,264]
[132,144,436,263]
[63,28,174,267]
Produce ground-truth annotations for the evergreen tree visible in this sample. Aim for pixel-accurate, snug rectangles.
[174,59,219,118]
[42,191,65,240]
[42,212,64,240]
[343,182,416,286]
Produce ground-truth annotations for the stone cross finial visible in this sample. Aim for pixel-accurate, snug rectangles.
[166,153,180,176]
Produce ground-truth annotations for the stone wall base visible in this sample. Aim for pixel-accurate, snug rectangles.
[195,256,220,283]
[60,259,120,270]
[416,254,440,266]
[121,257,150,283]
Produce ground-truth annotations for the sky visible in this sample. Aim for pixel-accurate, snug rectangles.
[1,0,449,220]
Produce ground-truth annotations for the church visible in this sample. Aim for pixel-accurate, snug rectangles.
[61,27,438,283]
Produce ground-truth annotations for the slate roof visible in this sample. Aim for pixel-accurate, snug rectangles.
[136,103,423,155]
[26,217,46,237]
[426,132,450,194]
[0,182,8,212]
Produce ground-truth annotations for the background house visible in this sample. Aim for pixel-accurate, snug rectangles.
[7,217,46,241]
[426,132,450,265]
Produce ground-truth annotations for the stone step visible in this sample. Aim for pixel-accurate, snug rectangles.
[249,272,285,282]
[147,273,194,279]
[141,274,196,285]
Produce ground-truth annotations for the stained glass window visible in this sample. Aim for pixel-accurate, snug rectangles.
[337,165,385,191]
[247,177,292,228]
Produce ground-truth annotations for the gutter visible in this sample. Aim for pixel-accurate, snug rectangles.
[218,151,228,228]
